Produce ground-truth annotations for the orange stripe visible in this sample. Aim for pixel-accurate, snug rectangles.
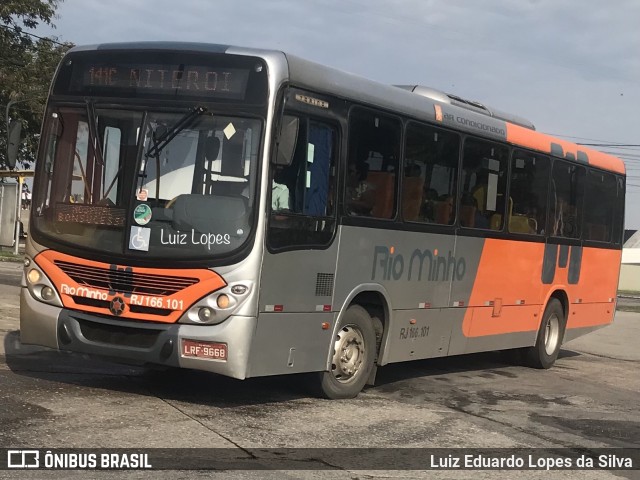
[462,240,621,337]
[566,303,614,329]
[506,123,625,174]
[462,239,544,337]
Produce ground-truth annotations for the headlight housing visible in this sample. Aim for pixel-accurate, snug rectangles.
[24,257,63,307]
[180,281,253,325]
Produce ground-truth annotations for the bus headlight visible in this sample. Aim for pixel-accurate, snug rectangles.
[27,268,41,284]
[181,282,253,325]
[198,307,214,322]
[41,286,55,301]
[24,257,63,307]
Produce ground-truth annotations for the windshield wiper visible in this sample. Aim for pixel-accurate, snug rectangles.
[85,101,106,203]
[85,101,105,166]
[146,106,207,158]
[140,106,207,203]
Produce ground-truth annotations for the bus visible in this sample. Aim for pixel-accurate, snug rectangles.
[19,42,625,399]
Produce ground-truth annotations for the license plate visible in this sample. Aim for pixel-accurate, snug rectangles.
[181,339,227,361]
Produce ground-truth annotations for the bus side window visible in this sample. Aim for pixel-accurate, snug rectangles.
[548,161,585,239]
[613,176,625,244]
[346,108,401,219]
[270,119,335,216]
[584,170,616,242]
[267,116,338,250]
[460,138,508,230]
[508,151,549,235]
[403,122,459,225]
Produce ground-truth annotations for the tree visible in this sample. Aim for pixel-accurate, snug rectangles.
[1,0,72,168]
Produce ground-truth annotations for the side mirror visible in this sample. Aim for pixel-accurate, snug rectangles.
[7,120,22,169]
[273,115,299,166]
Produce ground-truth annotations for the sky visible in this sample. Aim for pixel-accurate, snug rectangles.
[35,0,640,227]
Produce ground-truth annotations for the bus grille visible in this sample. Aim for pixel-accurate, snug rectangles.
[54,260,198,297]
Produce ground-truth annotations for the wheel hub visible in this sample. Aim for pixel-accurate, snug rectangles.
[544,313,560,356]
[331,326,365,383]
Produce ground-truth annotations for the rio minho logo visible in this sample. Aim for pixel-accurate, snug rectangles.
[372,245,466,282]
[7,450,39,468]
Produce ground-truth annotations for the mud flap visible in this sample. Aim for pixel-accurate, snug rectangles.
[366,364,378,386]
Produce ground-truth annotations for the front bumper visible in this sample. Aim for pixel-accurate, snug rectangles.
[20,287,256,379]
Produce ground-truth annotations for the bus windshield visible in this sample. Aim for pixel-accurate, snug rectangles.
[32,105,262,260]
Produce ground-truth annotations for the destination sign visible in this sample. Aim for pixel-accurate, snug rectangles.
[53,51,267,102]
[80,64,250,99]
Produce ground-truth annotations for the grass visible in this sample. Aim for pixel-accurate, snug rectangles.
[617,305,640,313]
[617,290,640,297]
[0,250,23,263]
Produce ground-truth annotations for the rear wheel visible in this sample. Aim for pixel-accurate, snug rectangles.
[524,298,565,369]
[311,305,376,399]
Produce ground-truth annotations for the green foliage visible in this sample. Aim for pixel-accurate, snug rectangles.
[1,0,72,168]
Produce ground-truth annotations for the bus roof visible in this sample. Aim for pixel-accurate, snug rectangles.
[67,42,626,176]
[284,52,626,176]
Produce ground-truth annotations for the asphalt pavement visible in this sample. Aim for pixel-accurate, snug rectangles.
[0,260,638,479]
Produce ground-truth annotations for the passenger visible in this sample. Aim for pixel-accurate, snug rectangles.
[346,162,375,216]
[272,168,290,211]
[272,180,290,211]
[422,188,439,222]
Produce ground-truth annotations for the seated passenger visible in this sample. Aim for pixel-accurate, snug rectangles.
[346,162,375,215]
[272,179,290,211]
[272,168,290,212]
[422,188,439,222]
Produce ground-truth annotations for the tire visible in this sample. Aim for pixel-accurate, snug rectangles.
[311,305,376,399]
[524,298,565,369]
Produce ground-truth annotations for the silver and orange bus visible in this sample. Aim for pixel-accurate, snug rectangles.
[19,42,625,398]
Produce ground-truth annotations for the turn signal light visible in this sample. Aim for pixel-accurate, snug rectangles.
[216,294,230,309]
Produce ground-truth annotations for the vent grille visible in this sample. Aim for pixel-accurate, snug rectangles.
[55,260,198,297]
[315,273,334,297]
[78,319,159,348]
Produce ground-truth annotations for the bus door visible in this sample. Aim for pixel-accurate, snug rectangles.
[250,96,341,376]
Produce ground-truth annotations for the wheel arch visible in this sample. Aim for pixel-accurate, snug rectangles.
[546,288,569,324]
[523,288,568,369]
[328,284,392,370]
[535,288,569,350]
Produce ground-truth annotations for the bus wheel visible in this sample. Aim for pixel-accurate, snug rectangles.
[313,305,376,399]
[524,298,565,369]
